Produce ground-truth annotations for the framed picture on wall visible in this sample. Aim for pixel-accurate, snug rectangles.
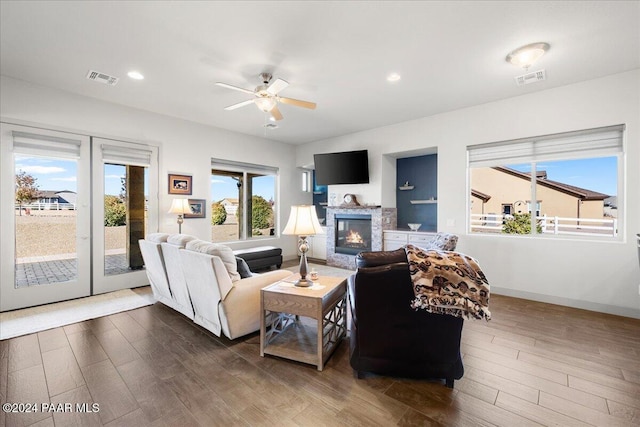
[168,174,192,195]
[184,199,205,218]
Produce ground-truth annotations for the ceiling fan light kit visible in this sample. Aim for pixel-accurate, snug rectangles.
[216,72,316,122]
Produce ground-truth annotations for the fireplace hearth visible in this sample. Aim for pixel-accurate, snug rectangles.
[335,214,372,255]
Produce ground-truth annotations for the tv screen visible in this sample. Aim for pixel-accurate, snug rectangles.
[314,150,369,185]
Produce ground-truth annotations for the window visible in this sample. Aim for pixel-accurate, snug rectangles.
[211,159,278,242]
[468,125,623,238]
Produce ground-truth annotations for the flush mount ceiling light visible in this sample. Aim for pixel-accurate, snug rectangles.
[506,42,550,70]
[386,72,401,82]
[127,71,144,80]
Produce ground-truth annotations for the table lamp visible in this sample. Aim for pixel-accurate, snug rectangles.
[282,205,325,287]
[168,198,190,233]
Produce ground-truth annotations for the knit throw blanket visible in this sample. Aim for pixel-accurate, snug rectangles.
[405,244,491,320]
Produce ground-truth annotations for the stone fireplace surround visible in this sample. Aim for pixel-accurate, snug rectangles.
[325,206,397,269]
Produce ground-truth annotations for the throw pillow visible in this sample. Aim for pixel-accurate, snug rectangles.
[235,257,252,279]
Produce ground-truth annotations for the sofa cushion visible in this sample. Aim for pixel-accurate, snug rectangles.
[167,233,198,247]
[186,240,241,282]
[236,257,252,279]
[147,233,170,243]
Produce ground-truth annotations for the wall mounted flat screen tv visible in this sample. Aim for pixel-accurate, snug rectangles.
[314,150,369,185]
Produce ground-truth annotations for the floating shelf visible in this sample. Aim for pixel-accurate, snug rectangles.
[410,199,437,204]
[398,185,414,191]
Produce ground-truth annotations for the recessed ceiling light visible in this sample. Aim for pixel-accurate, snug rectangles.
[127,71,144,80]
[506,42,550,70]
[387,73,401,82]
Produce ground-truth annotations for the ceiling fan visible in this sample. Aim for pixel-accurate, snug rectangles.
[216,73,316,121]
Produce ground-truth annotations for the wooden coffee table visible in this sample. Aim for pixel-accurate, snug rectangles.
[260,275,347,371]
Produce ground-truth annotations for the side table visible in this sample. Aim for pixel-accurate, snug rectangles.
[260,275,347,371]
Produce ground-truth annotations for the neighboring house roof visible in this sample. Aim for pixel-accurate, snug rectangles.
[493,166,609,201]
[218,198,239,205]
[38,190,77,198]
[471,189,491,202]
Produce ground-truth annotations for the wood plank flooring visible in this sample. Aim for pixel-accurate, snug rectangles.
[1,290,639,426]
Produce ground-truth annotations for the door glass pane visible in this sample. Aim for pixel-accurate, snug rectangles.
[14,155,78,287]
[104,163,148,275]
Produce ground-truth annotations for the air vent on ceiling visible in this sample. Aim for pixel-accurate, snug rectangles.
[514,69,546,86]
[86,70,119,86]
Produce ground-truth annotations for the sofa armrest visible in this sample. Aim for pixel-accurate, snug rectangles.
[219,269,292,339]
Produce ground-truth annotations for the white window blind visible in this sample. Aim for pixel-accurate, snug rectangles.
[101,143,152,167]
[468,125,624,168]
[12,131,82,159]
[211,158,278,175]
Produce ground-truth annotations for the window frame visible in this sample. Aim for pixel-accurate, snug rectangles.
[211,158,278,242]
[467,125,624,241]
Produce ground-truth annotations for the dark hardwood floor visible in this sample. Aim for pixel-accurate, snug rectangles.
[1,290,639,426]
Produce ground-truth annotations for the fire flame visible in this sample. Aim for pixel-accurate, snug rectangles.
[346,230,364,244]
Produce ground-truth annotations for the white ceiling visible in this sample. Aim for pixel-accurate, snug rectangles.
[1,1,638,145]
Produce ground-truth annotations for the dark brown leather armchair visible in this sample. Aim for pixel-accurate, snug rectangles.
[348,248,464,388]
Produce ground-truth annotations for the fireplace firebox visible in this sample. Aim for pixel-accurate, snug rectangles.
[335,214,372,255]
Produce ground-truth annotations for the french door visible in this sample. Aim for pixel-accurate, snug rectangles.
[0,123,158,311]
[92,137,158,294]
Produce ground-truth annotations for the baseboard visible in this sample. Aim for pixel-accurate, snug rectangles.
[492,286,640,319]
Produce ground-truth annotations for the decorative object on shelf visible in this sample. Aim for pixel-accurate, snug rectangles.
[398,180,415,191]
[410,199,438,204]
[340,193,361,207]
[408,223,422,231]
[168,173,192,195]
[168,198,190,233]
[282,205,325,287]
[184,199,205,219]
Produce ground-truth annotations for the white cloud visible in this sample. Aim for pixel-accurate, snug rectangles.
[16,165,65,174]
[51,176,77,182]
[104,174,124,179]
[211,179,225,184]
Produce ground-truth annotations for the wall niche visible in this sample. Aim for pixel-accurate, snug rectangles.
[396,154,437,231]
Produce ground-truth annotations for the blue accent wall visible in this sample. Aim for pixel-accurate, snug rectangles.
[312,170,327,222]
[396,154,437,231]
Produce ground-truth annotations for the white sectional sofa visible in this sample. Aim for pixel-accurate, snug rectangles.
[139,233,292,340]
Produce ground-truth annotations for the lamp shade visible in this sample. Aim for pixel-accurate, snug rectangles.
[282,205,325,236]
[168,198,190,214]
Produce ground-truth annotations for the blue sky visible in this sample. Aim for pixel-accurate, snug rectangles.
[508,156,617,196]
[15,155,616,199]
[210,174,275,202]
[15,157,139,196]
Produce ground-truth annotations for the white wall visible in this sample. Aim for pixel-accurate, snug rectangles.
[0,76,308,258]
[297,70,640,318]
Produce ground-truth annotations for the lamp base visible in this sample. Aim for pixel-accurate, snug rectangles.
[294,278,312,287]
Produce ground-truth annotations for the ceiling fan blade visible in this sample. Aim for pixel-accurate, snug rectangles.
[278,97,317,110]
[270,105,284,121]
[224,99,254,110]
[215,82,255,95]
[266,78,289,95]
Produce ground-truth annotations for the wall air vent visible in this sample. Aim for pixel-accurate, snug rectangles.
[86,70,119,86]
[514,69,546,86]
[263,123,278,129]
